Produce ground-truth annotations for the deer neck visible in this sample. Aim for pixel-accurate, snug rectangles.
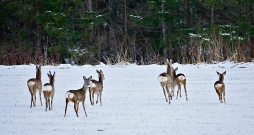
[219,75,224,82]
[167,66,173,77]
[36,71,41,81]
[49,79,54,86]
[99,76,103,85]
[82,83,89,91]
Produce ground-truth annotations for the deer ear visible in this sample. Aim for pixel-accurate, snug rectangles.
[53,72,56,77]
[47,73,50,77]
[96,70,100,74]
[217,71,220,75]
[100,70,103,73]
[83,76,87,80]
[89,76,92,80]
[169,59,173,64]
[223,71,226,75]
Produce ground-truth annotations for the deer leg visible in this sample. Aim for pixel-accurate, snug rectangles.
[51,95,54,110]
[34,94,36,106]
[165,87,171,104]
[184,83,188,101]
[74,102,79,117]
[64,99,69,117]
[48,98,51,110]
[39,90,43,106]
[96,93,99,104]
[171,85,175,97]
[223,92,226,104]
[89,89,92,105]
[82,101,88,117]
[77,102,79,113]
[30,94,33,108]
[179,84,182,98]
[176,84,180,99]
[45,98,48,111]
[100,91,102,106]
[219,94,223,103]
[92,91,95,105]
[161,84,168,102]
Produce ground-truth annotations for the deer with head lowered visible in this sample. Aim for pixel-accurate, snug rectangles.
[27,65,43,108]
[64,76,92,117]
[89,70,105,106]
[157,59,174,104]
[43,71,55,111]
[173,67,188,101]
[214,71,226,103]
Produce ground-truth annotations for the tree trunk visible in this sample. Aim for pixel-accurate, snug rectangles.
[36,22,44,64]
[184,0,190,25]
[161,2,168,59]
[123,0,128,56]
[88,0,93,42]
[211,6,215,25]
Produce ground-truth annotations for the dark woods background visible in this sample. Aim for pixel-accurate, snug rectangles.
[1,0,254,65]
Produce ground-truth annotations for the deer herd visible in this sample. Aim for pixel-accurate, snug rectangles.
[27,59,226,117]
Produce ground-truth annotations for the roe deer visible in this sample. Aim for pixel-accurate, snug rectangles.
[43,71,55,111]
[64,76,92,117]
[157,59,174,104]
[173,67,188,101]
[27,65,43,108]
[214,71,226,103]
[89,70,105,106]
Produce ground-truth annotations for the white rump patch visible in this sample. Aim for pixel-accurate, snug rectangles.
[157,76,167,82]
[215,84,222,89]
[91,82,96,88]
[28,81,35,86]
[65,92,74,99]
[178,76,185,80]
[43,85,52,91]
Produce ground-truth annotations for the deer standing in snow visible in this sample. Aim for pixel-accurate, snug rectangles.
[43,71,55,111]
[214,71,226,103]
[89,70,105,106]
[27,65,43,108]
[173,67,188,101]
[64,76,92,117]
[157,59,174,104]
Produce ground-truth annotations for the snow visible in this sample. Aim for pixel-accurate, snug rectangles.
[1,62,254,134]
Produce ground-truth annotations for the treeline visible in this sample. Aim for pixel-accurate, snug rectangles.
[1,0,254,65]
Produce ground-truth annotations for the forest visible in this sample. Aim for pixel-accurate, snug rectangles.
[1,0,254,65]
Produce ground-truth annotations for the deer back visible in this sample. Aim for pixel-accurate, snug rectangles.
[66,89,86,102]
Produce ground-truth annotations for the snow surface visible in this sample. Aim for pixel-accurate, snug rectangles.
[0,62,254,135]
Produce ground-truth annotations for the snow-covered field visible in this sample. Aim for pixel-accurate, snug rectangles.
[1,62,254,135]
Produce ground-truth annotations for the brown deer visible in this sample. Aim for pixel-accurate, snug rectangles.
[43,71,55,111]
[214,71,226,103]
[157,59,174,104]
[173,67,188,101]
[89,70,105,106]
[64,76,92,117]
[27,65,43,108]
